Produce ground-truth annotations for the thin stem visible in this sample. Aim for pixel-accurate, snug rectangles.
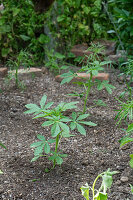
[83,72,93,114]
[92,174,103,200]
[53,131,62,168]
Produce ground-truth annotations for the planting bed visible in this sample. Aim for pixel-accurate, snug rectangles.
[0,69,133,200]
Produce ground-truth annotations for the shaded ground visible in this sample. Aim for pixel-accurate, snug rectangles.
[0,68,133,200]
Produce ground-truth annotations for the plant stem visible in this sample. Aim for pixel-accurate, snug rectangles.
[83,72,92,114]
[53,133,60,168]
[15,66,19,87]
[92,174,102,200]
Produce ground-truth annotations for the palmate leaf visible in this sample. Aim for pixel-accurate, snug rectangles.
[96,80,115,94]
[31,156,40,162]
[70,122,76,130]
[51,123,60,137]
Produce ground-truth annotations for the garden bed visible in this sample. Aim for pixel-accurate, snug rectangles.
[0,68,132,200]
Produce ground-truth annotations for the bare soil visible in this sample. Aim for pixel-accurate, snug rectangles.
[0,68,133,200]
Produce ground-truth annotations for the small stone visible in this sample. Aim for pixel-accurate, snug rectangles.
[120,176,129,182]
[115,180,121,185]
[0,67,8,77]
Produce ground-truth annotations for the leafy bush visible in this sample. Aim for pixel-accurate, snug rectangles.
[0,0,49,63]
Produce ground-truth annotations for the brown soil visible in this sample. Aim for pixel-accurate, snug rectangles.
[0,68,133,200]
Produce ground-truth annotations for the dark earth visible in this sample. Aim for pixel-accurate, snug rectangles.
[0,66,133,200]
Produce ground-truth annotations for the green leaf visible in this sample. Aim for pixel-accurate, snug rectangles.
[70,122,76,130]
[2,48,10,57]
[31,156,40,162]
[127,123,133,132]
[63,102,78,111]
[38,34,49,44]
[95,192,107,200]
[59,154,68,158]
[77,114,90,121]
[12,8,20,16]
[80,121,97,126]
[44,102,54,109]
[130,184,133,194]
[40,95,47,109]
[20,35,30,41]
[47,139,55,143]
[72,112,77,120]
[42,120,54,127]
[34,144,44,156]
[61,76,73,85]
[24,104,40,114]
[0,142,7,149]
[51,123,60,137]
[77,123,86,135]
[60,117,71,122]
[120,137,133,147]
[59,122,69,133]
[44,143,50,154]
[0,169,3,174]
[37,134,46,141]
[80,183,89,200]
[129,154,133,168]
[56,156,63,165]
[30,141,43,148]
[55,52,65,59]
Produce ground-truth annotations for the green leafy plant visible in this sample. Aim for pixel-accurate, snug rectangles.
[119,123,133,168]
[6,50,33,88]
[0,0,49,63]
[25,94,96,169]
[115,99,133,125]
[0,142,7,174]
[60,48,115,113]
[45,49,66,74]
[81,169,118,200]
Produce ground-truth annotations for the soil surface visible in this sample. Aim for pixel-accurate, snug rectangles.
[0,67,133,200]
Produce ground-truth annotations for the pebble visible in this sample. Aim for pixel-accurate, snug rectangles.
[120,176,129,182]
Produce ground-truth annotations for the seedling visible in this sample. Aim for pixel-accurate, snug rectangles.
[81,169,118,200]
[25,94,96,169]
[6,50,33,88]
[61,59,115,113]
[115,99,133,125]
[119,123,133,168]
[45,49,65,74]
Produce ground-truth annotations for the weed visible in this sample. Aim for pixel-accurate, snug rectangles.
[25,94,96,169]
[81,169,118,200]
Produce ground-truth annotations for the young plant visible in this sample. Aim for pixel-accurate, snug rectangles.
[61,55,115,114]
[0,142,7,174]
[45,49,66,74]
[119,123,133,168]
[6,50,33,88]
[81,169,118,200]
[24,94,96,169]
[115,99,133,125]
[119,58,133,100]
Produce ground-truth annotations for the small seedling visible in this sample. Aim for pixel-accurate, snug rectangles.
[6,50,33,88]
[25,94,96,169]
[61,58,115,113]
[81,169,118,200]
